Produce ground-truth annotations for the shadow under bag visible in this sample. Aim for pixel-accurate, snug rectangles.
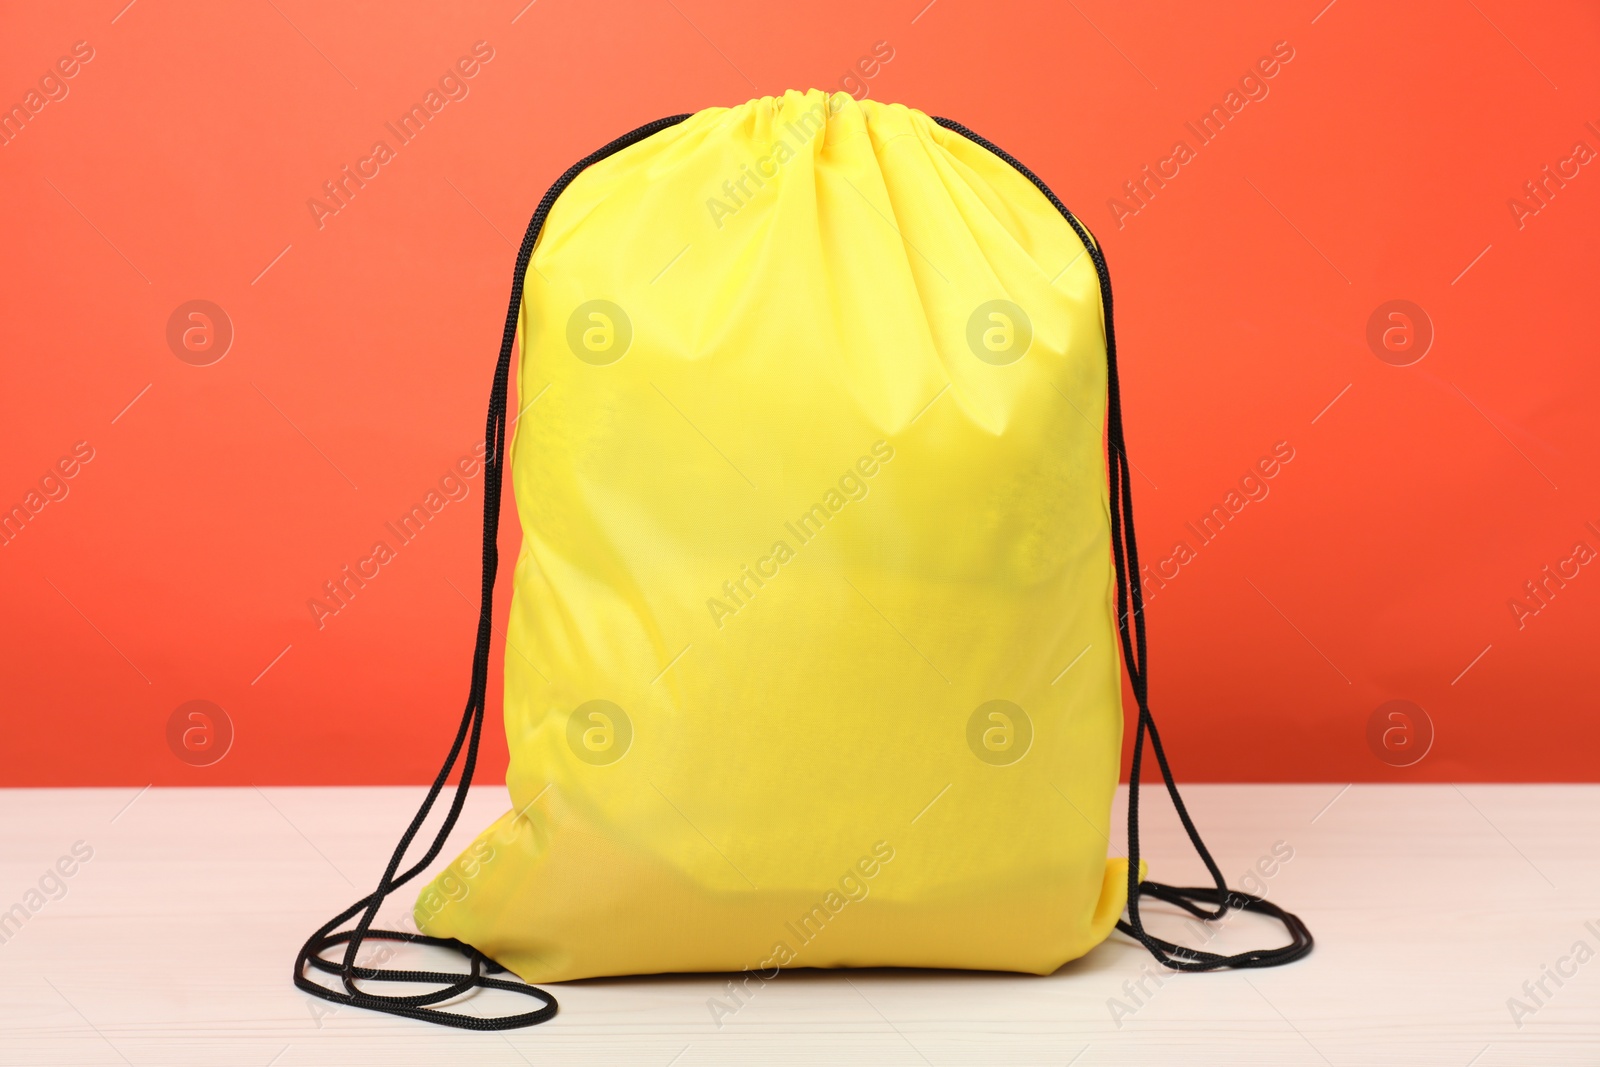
[296,89,1312,1029]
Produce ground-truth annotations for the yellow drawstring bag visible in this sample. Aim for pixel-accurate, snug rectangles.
[297,90,1310,1029]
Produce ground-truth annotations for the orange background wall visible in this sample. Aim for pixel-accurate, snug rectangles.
[2,0,1596,785]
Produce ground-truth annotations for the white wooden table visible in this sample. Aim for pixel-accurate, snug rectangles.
[1,785,1595,1065]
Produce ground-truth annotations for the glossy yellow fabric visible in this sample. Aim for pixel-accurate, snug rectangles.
[416,89,1129,983]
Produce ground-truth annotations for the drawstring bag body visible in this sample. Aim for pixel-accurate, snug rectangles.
[295,90,1310,1029]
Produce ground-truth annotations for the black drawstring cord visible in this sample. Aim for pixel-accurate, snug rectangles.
[933,117,1314,971]
[293,112,694,1030]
